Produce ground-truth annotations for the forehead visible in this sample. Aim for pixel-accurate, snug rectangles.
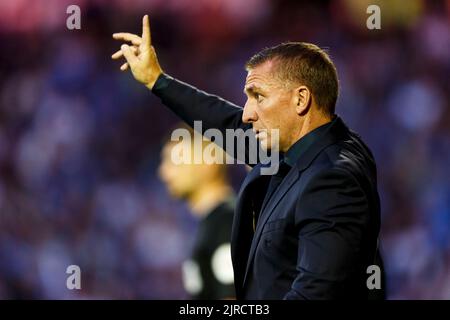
[245,60,277,87]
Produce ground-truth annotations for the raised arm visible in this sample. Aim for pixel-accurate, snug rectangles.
[112,16,257,165]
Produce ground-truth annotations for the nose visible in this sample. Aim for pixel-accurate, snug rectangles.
[242,101,258,124]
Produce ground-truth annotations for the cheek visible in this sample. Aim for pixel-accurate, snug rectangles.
[263,98,294,145]
[260,99,284,127]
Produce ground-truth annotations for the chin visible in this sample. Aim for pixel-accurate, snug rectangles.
[261,143,270,151]
[259,138,271,151]
[257,131,277,152]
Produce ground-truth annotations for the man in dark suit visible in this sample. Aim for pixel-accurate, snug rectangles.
[112,15,385,300]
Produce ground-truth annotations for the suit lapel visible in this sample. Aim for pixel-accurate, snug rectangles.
[238,163,264,196]
[242,167,300,285]
[231,163,270,292]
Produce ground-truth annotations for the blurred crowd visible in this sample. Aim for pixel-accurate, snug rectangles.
[0,0,449,299]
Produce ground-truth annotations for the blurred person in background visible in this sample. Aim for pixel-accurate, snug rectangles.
[158,125,235,299]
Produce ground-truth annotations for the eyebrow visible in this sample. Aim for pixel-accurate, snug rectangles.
[243,85,263,96]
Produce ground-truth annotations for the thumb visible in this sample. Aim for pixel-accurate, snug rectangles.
[121,44,138,68]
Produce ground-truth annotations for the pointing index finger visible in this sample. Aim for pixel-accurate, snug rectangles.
[142,15,151,46]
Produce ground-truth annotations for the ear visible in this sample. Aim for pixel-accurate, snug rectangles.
[293,86,311,115]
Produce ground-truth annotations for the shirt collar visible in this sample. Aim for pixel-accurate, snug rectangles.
[283,117,335,167]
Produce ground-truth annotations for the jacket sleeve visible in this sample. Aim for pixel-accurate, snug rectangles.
[152,73,258,165]
[284,167,370,300]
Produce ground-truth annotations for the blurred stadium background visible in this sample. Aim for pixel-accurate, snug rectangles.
[0,0,449,299]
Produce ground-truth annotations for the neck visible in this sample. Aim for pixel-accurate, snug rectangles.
[285,112,332,152]
[187,180,233,217]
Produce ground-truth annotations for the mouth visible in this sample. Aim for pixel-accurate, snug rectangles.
[253,128,267,140]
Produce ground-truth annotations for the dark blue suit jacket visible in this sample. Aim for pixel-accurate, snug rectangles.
[153,74,385,300]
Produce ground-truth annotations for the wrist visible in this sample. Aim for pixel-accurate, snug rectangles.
[145,70,163,90]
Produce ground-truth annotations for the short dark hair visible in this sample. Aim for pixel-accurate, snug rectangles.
[245,42,339,116]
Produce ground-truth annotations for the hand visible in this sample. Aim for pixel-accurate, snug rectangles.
[112,15,163,90]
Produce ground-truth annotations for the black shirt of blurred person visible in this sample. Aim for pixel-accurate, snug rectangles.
[183,198,235,299]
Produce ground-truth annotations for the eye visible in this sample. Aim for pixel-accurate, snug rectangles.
[255,93,264,102]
